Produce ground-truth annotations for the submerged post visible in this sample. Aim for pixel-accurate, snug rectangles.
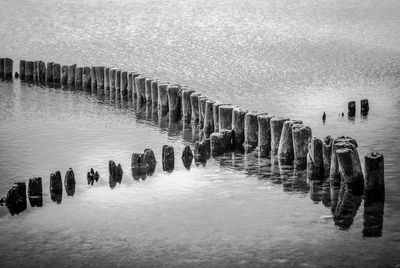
[361,99,369,116]
[64,168,76,196]
[105,67,110,94]
[232,107,248,149]
[39,61,46,83]
[210,132,225,156]
[115,70,121,98]
[270,117,289,156]
[337,146,364,195]
[181,145,194,170]
[90,66,97,93]
[145,78,153,104]
[348,101,356,117]
[50,171,62,204]
[0,58,4,79]
[198,96,208,129]
[307,137,324,180]
[162,145,175,172]
[219,105,234,131]
[322,136,332,178]
[28,177,43,207]
[109,68,117,97]
[167,85,181,121]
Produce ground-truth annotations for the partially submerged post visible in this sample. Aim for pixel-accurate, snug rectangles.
[25,61,34,82]
[190,92,201,127]
[361,99,369,116]
[4,182,27,215]
[157,83,169,115]
[270,117,289,155]
[39,61,46,83]
[53,63,61,86]
[198,96,208,129]
[136,76,146,106]
[90,66,97,93]
[348,101,356,117]
[4,58,13,79]
[109,68,117,97]
[257,114,274,157]
[203,100,215,139]
[33,61,38,82]
[151,80,160,110]
[28,177,43,207]
[232,107,248,149]
[46,62,54,84]
[219,105,234,131]
[75,67,83,90]
[162,145,174,172]
[121,71,128,98]
[105,67,110,94]
[243,111,262,152]
[322,136,332,178]
[143,149,157,175]
[181,145,194,170]
[131,152,147,180]
[109,160,123,188]
[115,70,122,98]
[64,168,76,196]
[182,89,195,126]
[96,66,105,95]
[167,85,181,121]
[82,67,91,91]
[50,171,63,204]
[292,124,312,169]
[277,119,302,164]
[61,65,68,86]
[67,64,76,89]
[0,58,4,79]
[307,137,324,180]
[210,132,225,156]
[145,78,153,104]
[194,141,207,164]
[19,60,25,80]
[337,146,364,195]
[213,102,225,132]
[131,73,140,99]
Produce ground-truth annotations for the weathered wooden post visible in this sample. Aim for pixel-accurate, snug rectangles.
[232,107,248,149]
[136,76,146,106]
[67,64,76,89]
[75,67,83,90]
[53,63,61,86]
[337,146,364,194]
[28,177,43,207]
[243,111,265,152]
[157,82,169,115]
[257,114,274,157]
[270,117,289,155]
[363,152,384,237]
[203,100,215,139]
[131,73,140,99]
[219,105,234,131]
[361,99,369,116]
[90,66,97,93]
[46,62,54,84]
[61,65,68,86]
[151,80,160,110]
[95,66,105,95]
[120,71,128,98]
[194,141,207,164]
[181,145,194,170]
[307,137,324,180]
[162,145,174,172]
[198,96,208,129]
[50,171,63,204]
[210,132,225,156]
[167,85,181,121]
[64,168,76,196]
[127,72,133,98]
[115,70,121,97]
[348,101,356,117]
[212,102,224,132]
[143,149,157,175]
[292,124,312,169]
[82,67,91,91]
[329,136,358,187]
[3,58,13,79]
[33,61,38,82]
[322,136,332,177]
[0,58,4,79]
[190,92,201,127]
[109,68,117,97]
[145,78,153,104]
[24,61,34,82]
[105,67,110,94]
[182,89,195,126]
[39,61,46,83]
[131,153,147,180]
[4,182,27,215]
[277,119,302,164]
[108,160,123,188]
[19,60,25,80]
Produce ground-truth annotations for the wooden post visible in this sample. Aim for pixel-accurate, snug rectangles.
[221,129,233,150]
[203,100,215,139]
[135,76,146,106]
[361,99,369,116]
[143,149,157,175]
[213,102,225,132]
[64,168,76,196]
[257,114,274,157]
[198,96,208,129]
[82,67,91,91]
[53,63,61,86]
[348,101,356,117]
[194,141,207,163]
[19,60,25,80]
[33,61,39,82]
[50,171,62,204]
[337,146,364,195]
[210,132,225,156]
[145,78,153,104]
[157,82,169,115]
[219,105,234,130]
[182,89,195,126]
[232,107,248,149]
[329,136,358,187]
[243,111,266,152]
[115,70,121,97]
[75,67,83,90]
[270,117,289,155]
[90,66,97,93]
[3,58,13,79]
[61,65,68,86]
[322,135,332,178]
[292,123,312,169]
[109,68,117,96]
[190,92,201,127]
[182,145,194,170]
[120,71,128,98]
[28,177,43,207]
[95,66,105,95]
[162,145,174,172]
[4,182,27,215]
[67,64,76,89]
[151,80,160,110]
[131,152,147,180]
[277,119,302,164]
[39,61,46,83]
[24,61,34,82]
[0,58,4,79]
[307,137,323,180]
[105,67,110,94]
[46,62,54,84]
[127,72,133,98]
[167,85,181,121]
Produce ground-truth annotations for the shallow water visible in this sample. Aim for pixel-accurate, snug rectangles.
[1,0,400,267]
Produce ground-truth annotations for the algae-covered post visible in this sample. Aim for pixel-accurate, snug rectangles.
[232,107,248,149]
[270,117,289,156]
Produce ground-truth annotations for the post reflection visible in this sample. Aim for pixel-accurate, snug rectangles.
[332,185,362,230]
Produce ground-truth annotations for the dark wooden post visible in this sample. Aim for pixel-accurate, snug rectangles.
[257,114,274,157]
[292,123,312,169]
[82,67,91,91]
[232,107,248,149]
[277,119,302,164]
[46,62,54,84]
[270,117,289,156]
[157,82,169,115]
[19,60,25,80]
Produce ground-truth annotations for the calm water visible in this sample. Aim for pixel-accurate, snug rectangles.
[1,0,400,267]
